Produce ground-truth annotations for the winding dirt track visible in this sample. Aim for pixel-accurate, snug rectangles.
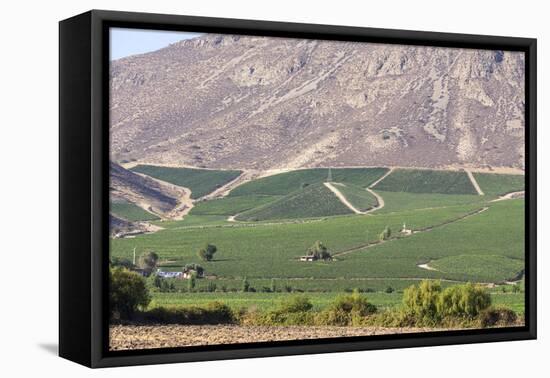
[323,169,394,215]
[324,182,365,214]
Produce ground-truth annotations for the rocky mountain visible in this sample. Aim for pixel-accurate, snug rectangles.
[110,34,525,171]
[110,162,183,216]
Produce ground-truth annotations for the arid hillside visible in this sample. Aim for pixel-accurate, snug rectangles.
[110,162,184,217]
[110,34,525,171]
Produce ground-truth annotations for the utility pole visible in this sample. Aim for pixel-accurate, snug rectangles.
[133,247,136,266]
[327,167,333,182]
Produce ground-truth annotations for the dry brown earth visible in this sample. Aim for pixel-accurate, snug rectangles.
[109,324,442,350]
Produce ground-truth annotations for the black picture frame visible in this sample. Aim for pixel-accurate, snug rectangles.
[59,9,537,368]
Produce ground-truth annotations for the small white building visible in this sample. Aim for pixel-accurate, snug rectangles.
[400,223,412,235]
[156,270,183,279]
[300,255,316,262]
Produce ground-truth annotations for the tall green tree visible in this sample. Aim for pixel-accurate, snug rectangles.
[242,277,250,292]
[198,244,218,261]
[379,227,391,241]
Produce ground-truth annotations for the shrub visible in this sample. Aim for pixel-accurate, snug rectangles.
[148,273,163,290]
[437,283,491,318]
[385,286,395,294]
[207,281,217,292]
[110,257,135,270]
[278,295,313,313]
[242,296,315,326]
[364,309,417,328]
[241,308,316,326]
[478,307,517,328]
[109,267,151,319]
[187,275,196,291]
[402,280,442,325]
[401,281,494,326]
[317,290,377,326]
[144,302,235,324]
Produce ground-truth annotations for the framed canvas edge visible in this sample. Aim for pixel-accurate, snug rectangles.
[70,9,537,368]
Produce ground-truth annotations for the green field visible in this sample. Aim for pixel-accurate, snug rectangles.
[473,172,525,196]
[235,183,352,221]
[375,191,488,214]
[148,291,524,314]
[111,201,507,280]
[428,255,524,283]
[111,166,526,319]
[131,165,242,199]
[190,195,281,216]
[373,169,477,195]
[229,168,388,197]
[110,200,159,221]
[333,183,378,211]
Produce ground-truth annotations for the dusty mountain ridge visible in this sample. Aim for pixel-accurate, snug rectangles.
[110,34,525,171]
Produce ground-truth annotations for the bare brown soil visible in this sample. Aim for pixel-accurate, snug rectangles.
[109,324,441,351]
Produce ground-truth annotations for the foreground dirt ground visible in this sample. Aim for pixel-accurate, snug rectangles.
[109,324,441,350]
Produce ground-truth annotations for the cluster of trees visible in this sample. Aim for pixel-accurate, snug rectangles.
[401,280,494,325]
[198,244,217,261]
[306,241,332,261]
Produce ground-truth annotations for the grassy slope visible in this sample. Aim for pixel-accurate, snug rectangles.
[110,201,159,221]
[373,169,477,194]
[473,172,525,196]
[333,183,378,211]
[191,195,281,216]
[131,165,242,199]
[229,168,388,197]
[235,183,352,221]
